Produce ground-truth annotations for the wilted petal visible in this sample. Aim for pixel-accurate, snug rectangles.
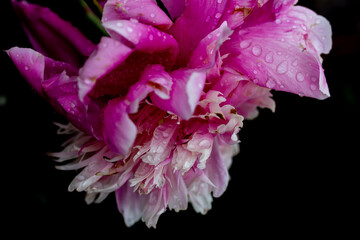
[12,0,95,68]
[102,0,173,30]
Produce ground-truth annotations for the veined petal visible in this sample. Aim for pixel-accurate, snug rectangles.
[12,0,95,68]
[102,0,173,30]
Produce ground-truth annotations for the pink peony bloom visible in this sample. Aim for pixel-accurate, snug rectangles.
[7,0,331,228]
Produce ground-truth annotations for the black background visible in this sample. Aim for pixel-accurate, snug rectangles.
[1,0,358,237]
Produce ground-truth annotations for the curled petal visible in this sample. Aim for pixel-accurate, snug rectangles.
[152,68,206,120]
[188,21,233,69]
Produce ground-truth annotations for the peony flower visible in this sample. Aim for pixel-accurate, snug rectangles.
[7,0,331,228]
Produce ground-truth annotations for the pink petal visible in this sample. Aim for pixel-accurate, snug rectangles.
[188,21,233,69]
[152,68,206,120]
[222,3,331,99]
[12,0,95,68]
[219,0,258,30]
[283,6,332,55]
[166,169,188,212]
[102,65,174,155]
[102,98,137,155]
[213,72,275,119]
[160,0,185,20]
[116,182,146,227]
[78,37,133,101]
[102,0,173,30]
[103,19,179,55]
[168,0,228,66]
[205,139,229,198]
[6,47,45,95]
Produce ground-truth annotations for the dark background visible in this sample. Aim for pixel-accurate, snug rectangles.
[1,0,358,237]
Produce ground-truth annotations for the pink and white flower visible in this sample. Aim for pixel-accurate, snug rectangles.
[7,0,331,228]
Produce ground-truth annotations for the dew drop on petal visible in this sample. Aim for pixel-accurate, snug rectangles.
[240,40,251,49]
[311,76,317,82]
[265,52,274,63]
[205,16,211,23]
[310,84,317,91]
[149,34,154,40]
[266,79,276,89]
[252,45,262,56]
[127,27,133,32]
[292,59,298,67]
[296,72,305,82]
[150,13,155,18]
[24,66,29,71]
[276,61,288,74]
[215,13,222,19]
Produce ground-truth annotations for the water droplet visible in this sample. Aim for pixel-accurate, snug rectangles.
[149,34,154,40]
[265,52,274,63]
[116,22,123,28]
[311,76,317,82]
[217,0,223,3]
[240,40,251,49]
[296,72,305,82]
[127,27,133,32]
[276,61,288,74]
[24,66,29,71]
[253,70,258,74]
[275,19,282,24]
[150,13,155,18]
[266,79,276,89]
[215,13,222,19]
[205,16,211,23]
[252,45,262,56]
[291,60,298,67]
[310,84,317,91]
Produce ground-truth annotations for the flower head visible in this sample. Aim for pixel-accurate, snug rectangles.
[7,0,331,228]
